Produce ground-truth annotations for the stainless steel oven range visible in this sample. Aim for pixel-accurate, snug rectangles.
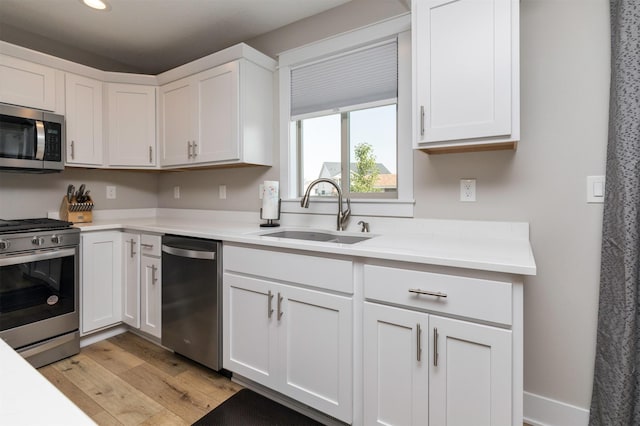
[0,218,80,367]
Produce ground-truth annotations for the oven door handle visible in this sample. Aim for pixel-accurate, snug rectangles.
[0,248,76,267]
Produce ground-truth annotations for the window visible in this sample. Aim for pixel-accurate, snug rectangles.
[290,40,398,199]
[278,15,413,217]
[295,104,397,198]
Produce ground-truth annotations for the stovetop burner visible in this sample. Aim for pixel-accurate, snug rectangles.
[0,218,74,234]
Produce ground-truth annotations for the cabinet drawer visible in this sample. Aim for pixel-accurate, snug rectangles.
[140,234,161,257]
[364,265,512,325]
[224,245,353,294]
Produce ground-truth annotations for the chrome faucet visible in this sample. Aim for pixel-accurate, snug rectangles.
[300,178,351,231]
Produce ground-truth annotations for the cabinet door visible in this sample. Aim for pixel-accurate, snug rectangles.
[413,0,512,143]
[193,62,240,163]
[107,84,156,167]
[140,256,161,338]
[429,315,512,426]
[81,232,122,334]
[364,302,429,426]
[65,73,103,165]
[121,233,140,329]
[279,284,353,423]
[160,78,193,166]
[0,55,56,111]
[223,273,278,388]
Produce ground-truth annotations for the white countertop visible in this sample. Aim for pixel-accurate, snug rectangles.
[74,209,537,275]
[0,338,95,425]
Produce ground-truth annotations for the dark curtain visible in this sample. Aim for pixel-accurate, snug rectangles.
[590,0,640,424]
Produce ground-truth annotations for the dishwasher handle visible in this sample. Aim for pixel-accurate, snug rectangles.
[162,244,216,260]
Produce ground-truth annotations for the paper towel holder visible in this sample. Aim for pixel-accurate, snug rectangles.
[260,199,281,227]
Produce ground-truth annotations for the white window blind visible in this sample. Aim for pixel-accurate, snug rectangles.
[290,40,398,118]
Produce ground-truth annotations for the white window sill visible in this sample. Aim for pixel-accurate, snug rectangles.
[281,198,415,218]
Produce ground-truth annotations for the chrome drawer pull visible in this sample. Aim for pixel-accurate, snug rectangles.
[408,288,447,298]
[141,243,154,249]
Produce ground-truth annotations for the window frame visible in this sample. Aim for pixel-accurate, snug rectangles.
[278,14,414,218]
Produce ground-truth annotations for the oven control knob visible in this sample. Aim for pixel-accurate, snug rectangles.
[0,240,9,250]
[31,236,45,246]
[51,235,63,244]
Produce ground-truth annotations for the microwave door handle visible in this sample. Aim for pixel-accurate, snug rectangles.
[0,248,76,267]
[35,120,45,160]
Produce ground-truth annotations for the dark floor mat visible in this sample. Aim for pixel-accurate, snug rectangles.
[193,388,325,426]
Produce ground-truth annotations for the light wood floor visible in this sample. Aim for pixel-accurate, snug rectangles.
[38,332,242,425]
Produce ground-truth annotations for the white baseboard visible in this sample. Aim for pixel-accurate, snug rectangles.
[524,391,590,426]
[79,325,128,348]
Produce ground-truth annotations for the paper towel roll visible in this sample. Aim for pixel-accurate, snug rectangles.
[261,181,279,219]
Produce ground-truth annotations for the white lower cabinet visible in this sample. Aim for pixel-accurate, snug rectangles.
[428,315,511,426]
[80,231,122,334]
[223,245,353,423]
[121,232,162,338]
[363,264,516,426]
[122,233,140,328]
[140,255,161,337]
[364,302,429,426]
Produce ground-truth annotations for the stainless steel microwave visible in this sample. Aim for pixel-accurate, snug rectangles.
[0,103,65,173]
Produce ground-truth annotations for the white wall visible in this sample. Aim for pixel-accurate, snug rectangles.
[0,168,158,218]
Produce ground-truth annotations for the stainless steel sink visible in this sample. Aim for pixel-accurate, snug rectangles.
[261,230,372,244]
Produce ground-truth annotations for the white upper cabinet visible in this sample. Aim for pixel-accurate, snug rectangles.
[160,58,273,168]
[159,78,193,166]
[412,0,519,153]
[106,84,157,168]
[0,55,57,111]
[65,73,103,166]
[194,62,240,163]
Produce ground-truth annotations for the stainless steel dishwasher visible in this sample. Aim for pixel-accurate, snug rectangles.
[161,235,221,370]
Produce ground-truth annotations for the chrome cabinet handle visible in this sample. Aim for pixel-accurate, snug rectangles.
[129,239,137,257]
[141,243,153,249]
[149,146,153,163]
[277,292,283,320]
[408,288,447,298]
[433,327,439,367]
[151,264,158,284]
[268,290,274,319]
[420,105,425,136]
[187,141,192,158]
[70,141,75,159]
[417,323,422,362]
[192,141,198,157]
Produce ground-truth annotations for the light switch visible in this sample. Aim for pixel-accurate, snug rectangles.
[587,176,605,203]
[593,181,604,197]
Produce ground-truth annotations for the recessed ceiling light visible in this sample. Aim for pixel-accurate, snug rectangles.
[82,0,111,11]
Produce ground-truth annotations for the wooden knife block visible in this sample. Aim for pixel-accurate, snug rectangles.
[60,196,94,223]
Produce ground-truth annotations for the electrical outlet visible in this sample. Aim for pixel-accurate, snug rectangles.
[106,186,117,199]
[219,185,227,199]
[460,179,476,202]
[174,186,180,199]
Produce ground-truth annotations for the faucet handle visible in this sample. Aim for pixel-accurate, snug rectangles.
[357,220,370,233]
